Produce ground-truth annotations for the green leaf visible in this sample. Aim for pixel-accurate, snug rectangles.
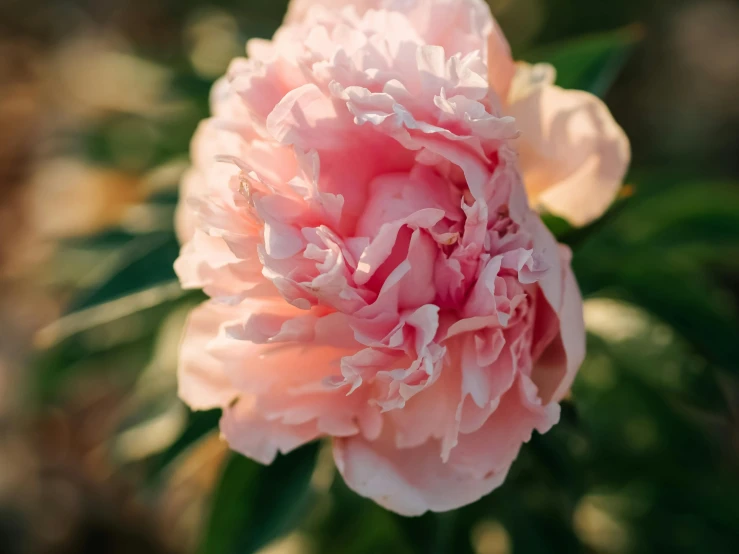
[36,281,191,348]
[306,475,412,554]
[33,333,158,406]
[395,511,472,554]
[147,408,221,484]
[541,213,572,240]
[111,304,200,464]
[33,282,197,404]
[199,443,320,554]
[113,396,188,465]
[199,454,261,554]
[571,179,739,374]
[524,25,643,96]
[608,181,739,248]
[583,260,739,373]
[66,232,180,313]
[557,194,632,249]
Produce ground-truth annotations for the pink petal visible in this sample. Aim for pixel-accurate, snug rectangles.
[508,66,630,226]
[486,18,516,109]
[333,431,509,516]
[221,397,321,464]
[333,372,555,516]
[531,247,586,403]
[178,302,239,410]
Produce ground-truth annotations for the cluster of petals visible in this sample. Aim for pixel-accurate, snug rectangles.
[175,0,628,515]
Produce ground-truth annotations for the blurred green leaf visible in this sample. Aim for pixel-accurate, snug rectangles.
[59,229,141,249]
[308,476,413,554]
[593,261,739,373]
[576,246,739,372]
[67,232,180,312]
[525,25,643,96]
[541,213,573,240]
[148,408,221,483]
[199,443,320,554]
[38,281,191,347]
[612,182,739,255]
[572,179,739,374]
[553,194,632,248]
[395,511,473,554]
[113,395,188,464]
[33,282,198,404]
[199,454,260,554]
[34,337,150,404]
[112,303,198,465]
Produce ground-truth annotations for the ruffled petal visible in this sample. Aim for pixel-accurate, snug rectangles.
[531,247,586,404]
[221,397,321,464]
[334,374,557,515]
[333,430,508,516]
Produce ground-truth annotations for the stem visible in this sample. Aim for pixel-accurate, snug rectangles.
[432,511,457,554]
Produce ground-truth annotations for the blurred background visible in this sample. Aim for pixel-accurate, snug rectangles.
[0,0,738,553]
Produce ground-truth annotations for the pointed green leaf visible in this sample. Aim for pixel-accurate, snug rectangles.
[67,232,180,312]
[199,442,320,554]
[147,408,221,484]
[525,25,643,96]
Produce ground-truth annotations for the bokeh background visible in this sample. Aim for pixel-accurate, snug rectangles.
[1,0,738,553]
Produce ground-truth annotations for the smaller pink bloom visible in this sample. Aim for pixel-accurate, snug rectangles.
[490,52,631,226]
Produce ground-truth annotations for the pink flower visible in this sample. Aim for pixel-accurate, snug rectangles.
[497,62,630,226]
[175,0,603,515]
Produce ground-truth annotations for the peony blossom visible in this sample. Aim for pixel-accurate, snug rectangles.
[175,0,626,515]
[500,62,630,226]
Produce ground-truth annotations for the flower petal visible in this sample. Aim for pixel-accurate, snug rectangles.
[508,63,630,225]
[178,302,239,410]
[334,374,557,515]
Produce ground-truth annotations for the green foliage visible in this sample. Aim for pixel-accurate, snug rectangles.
[33,282,195,404]
[306,477,416,554]
[66,232,181,312]
[199,443,320,554]
[571,177,739,374]
[147,408,222,484]
[524,25,643,97]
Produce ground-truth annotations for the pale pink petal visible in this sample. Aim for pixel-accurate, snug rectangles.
[334,375,557,515]
[486,18,516,109]
[221,397,321,464]
[286,0,498,63]
[178,302,239,410]
[266,83,348,149]
[447,374,560,475]
[213,300,384,450]
[212,300,354,394]
[175,169,202,244]
[285,0,377,24]
[333,431,509,516]
[508,64,630,226]
[531,247,586,404]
